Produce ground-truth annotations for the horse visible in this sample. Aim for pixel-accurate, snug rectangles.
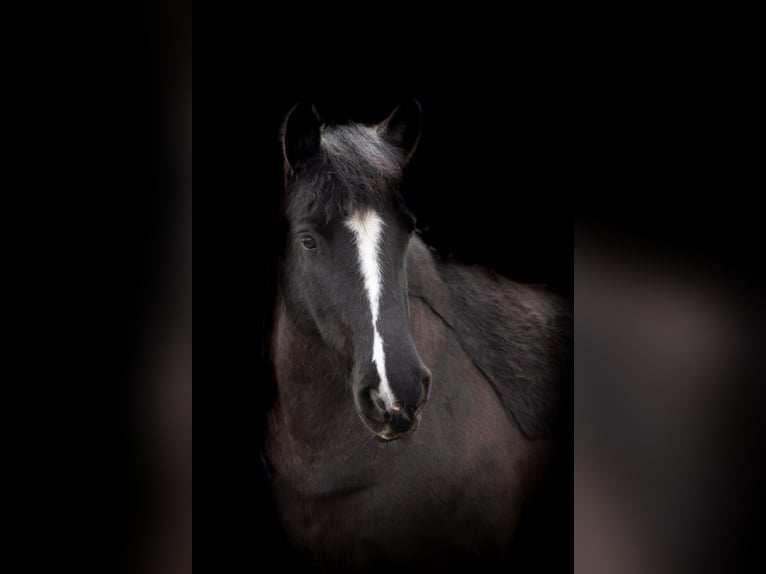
[264,100,572,572]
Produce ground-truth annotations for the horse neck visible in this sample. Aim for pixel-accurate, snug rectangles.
[270,296,358,448]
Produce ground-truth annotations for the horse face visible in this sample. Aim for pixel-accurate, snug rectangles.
[280,101,431,440]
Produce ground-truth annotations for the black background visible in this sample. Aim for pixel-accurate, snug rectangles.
[21,9,766,570]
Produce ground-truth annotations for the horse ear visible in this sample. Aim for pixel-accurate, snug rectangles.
[378,99,422,166]
[281,103,321,172]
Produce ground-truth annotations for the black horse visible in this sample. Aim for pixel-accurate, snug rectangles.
[265,100,571,572]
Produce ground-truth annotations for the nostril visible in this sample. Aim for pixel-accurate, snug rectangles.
[369,388,387,412]
[358,387,389,424]
[388,408,415,433]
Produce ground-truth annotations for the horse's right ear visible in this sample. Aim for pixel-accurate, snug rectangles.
[281,103,321,173]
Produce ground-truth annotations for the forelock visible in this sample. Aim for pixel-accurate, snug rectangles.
[286,124,404,223]
[322,125,401,175]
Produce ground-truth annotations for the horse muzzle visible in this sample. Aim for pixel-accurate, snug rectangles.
[354,365,431,441]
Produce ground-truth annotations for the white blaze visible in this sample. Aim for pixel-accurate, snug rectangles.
[344,210,395,407]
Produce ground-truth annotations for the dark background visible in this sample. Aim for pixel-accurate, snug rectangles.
[10,7,766,571]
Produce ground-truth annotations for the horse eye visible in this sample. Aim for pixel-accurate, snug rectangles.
[300,235,317,251]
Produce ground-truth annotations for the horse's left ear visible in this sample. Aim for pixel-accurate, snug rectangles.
[378,99,422,166]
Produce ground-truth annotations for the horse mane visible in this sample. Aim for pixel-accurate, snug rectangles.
[407,238,571,438]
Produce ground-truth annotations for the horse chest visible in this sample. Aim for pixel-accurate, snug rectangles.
[267,422,521,568]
